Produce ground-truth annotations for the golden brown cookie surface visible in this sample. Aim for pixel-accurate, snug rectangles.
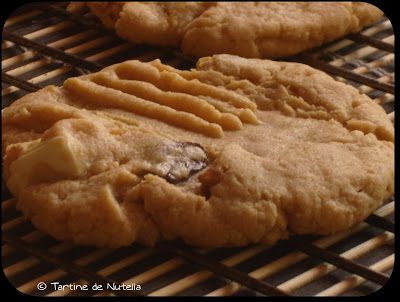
[2,55,393,247]
[77,2,383,58]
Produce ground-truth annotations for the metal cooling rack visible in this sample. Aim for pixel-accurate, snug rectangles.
[1,2,395,297]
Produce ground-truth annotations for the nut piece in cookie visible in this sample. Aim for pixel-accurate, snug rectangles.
[197,167,222,198]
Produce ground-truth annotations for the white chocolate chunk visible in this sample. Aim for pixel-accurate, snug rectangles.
[7,136,86,196]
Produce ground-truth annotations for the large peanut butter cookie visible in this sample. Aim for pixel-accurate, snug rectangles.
[2,55,393,247]
[73,2,383,58]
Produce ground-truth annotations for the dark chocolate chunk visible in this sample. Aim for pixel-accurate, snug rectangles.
[164,142,208,183]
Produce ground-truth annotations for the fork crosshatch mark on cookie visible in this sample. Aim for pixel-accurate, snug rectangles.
[2,55,393,248]
[69,2,384,58]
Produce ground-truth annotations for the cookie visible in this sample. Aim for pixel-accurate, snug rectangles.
[75,2,383,58]
[2,55,393,248]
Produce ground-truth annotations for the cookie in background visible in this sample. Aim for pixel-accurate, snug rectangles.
[68,2,383,58]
